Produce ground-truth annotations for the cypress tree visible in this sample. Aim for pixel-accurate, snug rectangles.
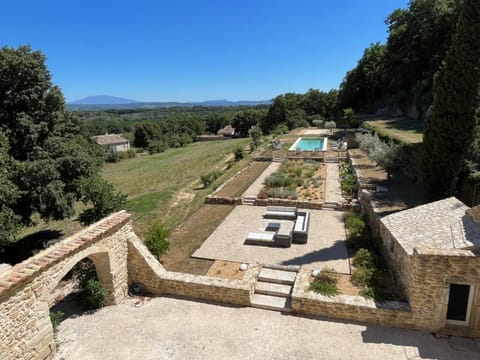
[422,0,480,199]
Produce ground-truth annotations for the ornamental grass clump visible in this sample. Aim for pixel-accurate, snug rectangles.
[310,267,339,296]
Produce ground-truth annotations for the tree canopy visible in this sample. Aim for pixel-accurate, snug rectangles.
[339,0,462,116]
[422,0,480,199]
[0,45,104,244]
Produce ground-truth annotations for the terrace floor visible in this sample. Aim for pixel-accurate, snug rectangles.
[192,205,350,273]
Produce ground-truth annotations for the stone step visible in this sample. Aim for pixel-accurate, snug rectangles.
[258,268,297,285]
[255,281,292,297]
[251,294,291,312]
[322,202,338,209]
[243,195,258,200]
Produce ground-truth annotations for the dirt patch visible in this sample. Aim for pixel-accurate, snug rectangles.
[170,190,195,208]
[206,260,244,280]
[337,274,361,296]
[214,161,270,197]
[161,204,234,274]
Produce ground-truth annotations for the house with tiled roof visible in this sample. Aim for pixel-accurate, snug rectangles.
[93,134,130,152]
[217,125,236,138]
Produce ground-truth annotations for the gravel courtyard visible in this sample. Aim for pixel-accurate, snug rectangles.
[54,297,480,360]
[192,206,350,273]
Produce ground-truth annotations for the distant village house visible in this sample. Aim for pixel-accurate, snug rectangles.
[93,134,130,152]
[216,124,236,138]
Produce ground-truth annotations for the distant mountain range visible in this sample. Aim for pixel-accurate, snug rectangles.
[68,95,271,110]
[71,95,138,105]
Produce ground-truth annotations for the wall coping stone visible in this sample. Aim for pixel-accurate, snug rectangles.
[0,211,131,298]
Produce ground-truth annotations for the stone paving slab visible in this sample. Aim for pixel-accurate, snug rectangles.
[255,282,292,297]
[192,206,350,273]
[251,293,290,312]
[258,268,296,284]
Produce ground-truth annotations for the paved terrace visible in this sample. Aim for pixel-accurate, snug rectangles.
[55,296,480,360]
[193,205,350,273]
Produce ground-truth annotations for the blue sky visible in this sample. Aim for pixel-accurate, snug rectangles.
[1,0,408,103]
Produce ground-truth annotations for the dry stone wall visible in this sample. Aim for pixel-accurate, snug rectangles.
[128,234,257,306]
[292,268,414,329]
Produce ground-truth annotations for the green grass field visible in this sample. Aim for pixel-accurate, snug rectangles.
[364,117,424,144]
[16,138,250,242]
[102,138,250,235]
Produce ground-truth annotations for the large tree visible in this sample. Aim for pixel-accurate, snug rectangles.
[0,45,104,244]
[422,0,480,199]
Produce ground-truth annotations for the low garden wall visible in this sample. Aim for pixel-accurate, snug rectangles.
[205,196,242,205]
[291,268,415,329]
[127,234,257,306]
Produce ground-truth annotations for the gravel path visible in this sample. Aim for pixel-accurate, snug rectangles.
[241,162,280,198]
[55,296,480,360]
[324,162,345,203]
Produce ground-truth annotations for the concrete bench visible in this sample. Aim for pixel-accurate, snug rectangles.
[244,230,292,248]
[264,206,297,220]
[292,211,310,244]
[274,231,292,248]
[244,232,276,246]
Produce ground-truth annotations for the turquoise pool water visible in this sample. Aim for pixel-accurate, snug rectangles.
[290,137,326,151]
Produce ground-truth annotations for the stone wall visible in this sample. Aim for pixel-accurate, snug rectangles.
[0,211,131,360]
[408,248,480,337]
[204,196,242,205]
[292,268,414,329]
[128,234,257,306]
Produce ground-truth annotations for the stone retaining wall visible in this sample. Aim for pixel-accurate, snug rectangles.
[204,196,242,205]
[292,268,414,329]
[128,234,257,306]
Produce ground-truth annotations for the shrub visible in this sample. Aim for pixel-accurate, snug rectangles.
[49,311,64,332]
[324,120,336,134]
[351,266,375,287]
[105,148,120,163]
[200,170,221,188]
[79,177,127,225]
[360,287,376,299]
[233,146,245,161]
[344,212,365,238]
[144,222,170,258]
[80,279,106,310]
[352,248,376,269]
[272,123,289,136]
[310,268,339,296]
[122,148,137,159]
[73,258,106,310]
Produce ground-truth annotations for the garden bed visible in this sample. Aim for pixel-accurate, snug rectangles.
[257,160,326,202]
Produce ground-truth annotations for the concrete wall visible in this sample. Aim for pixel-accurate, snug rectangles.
[0,211,131,360]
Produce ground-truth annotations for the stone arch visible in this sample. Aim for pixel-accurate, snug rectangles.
[42,245,117,306]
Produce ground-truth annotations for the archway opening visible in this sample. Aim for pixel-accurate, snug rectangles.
[49,257,107,329]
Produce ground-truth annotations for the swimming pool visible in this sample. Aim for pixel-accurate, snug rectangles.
[289,137,327,151]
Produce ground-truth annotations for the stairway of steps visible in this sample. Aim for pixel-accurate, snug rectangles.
[251,267,298,312]
[272,157,283,163]
[242,195,257,205]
